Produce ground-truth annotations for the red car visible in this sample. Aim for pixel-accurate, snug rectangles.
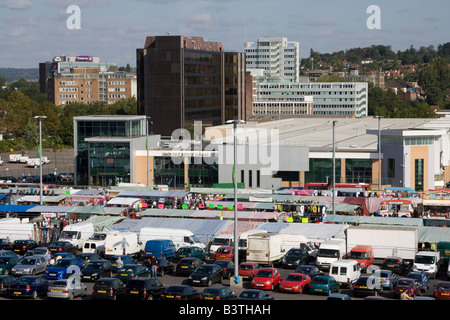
[279,273,311,294]
[433,281,450,300]
[215,246,233,261]
[394,278,421,299]
[238,262,261,281]
[251,268,281,290]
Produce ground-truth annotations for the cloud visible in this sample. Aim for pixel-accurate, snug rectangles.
[306,17,337,27]
[184,13,212,24]
[3,0,32,9]
[46,0,109,8]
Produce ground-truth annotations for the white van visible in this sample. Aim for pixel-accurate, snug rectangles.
[104,231,142,258]
[413,251,441,279]
[138,227,205,250]
[59,222,94,250]
[316,239,346,270]
[82,231,115,256]
[329,259,361,288]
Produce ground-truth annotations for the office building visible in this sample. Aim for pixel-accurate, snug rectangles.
[136,35,247,136]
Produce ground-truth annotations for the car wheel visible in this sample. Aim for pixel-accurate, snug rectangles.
[298,285,303,294]
[148,294,154,301]
[68,293,74,300]
[31,290,38,299]
[160,269,165,276]
[82,288,87,297]
[207,280,212,287]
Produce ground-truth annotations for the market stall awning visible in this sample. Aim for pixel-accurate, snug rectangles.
[0,205,37,212]
[117,190,188,199]
[107,197,141,206]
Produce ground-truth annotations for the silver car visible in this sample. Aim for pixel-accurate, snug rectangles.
[47,279,87,300]
[11,255,48,276]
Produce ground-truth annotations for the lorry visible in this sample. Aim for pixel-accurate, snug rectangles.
[246,233,286,266]
[413,251,441,279]
[279,233,318,260]
[316,238,346,270]
[437,241,450,266]
[138,227,205,251]
[345,226,418,265]
[59,222,94,250]
[104,231,142,258]
[0,221,36,241]
[82,231,116,256]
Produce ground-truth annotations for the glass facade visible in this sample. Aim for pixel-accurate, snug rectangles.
[345,159,372,184]
[415,159,424,191]
[305,158,341,184]
[89,142,131,186]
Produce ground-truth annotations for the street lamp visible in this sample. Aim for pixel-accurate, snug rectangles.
[376,116,383,193]
[145,116,153,186]
[331,120,338,216]
[34,116,47,205]
[226,119,245,287]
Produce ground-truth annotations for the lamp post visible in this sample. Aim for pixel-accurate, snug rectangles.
[376,116,383,193]
[34,116,47,205]
[226,119,245,287]
[332,120,337,216]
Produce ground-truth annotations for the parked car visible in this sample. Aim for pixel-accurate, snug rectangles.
[45,258,84,280]
[251,268,281,291]
[47,279,87,300]
[176,257,204,276]
[81,260,113,281]
[238,262,261,281]
[0,250,20,258]
[155,258,175,276]
[327,293,352,300]
[187,264,223,286]
[24,247,51,263]
[406,271,430,293]
[51,252,76,261]
[372,269,398,290]
[7,276,49,299]
[433,281,450,300]
[12,239,38,255]
[214,260,234,279]
[309,275,340,295]
[12,255,48,276]
[160,285,200,300]
[381,256,407,274]
[0,275,15,297]
[174,246,207,262]
[116,264,150,282]
[0,255,20,275]
[124,277,166,300]
[215,246,234,261]
[353,276,383,297]
[279,273,311,294]
[294,265,324,279]
[92,278,126,300]
[76,252,102,267]
[394,278,421,299]
[109,255,136,272]
[0,240,13,251]
[200,286,237,300]
[48,241,77,255]
[237,289,274,300]
[280,248,309,268]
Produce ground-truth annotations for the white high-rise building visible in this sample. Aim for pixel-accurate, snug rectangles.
[244,37,300,83]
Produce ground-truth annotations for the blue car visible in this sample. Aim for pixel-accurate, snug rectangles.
[45,258,83,280]
[7,276,49,299]
[309,275,340,295]
[372,269,398,290]
[407,272,430,293]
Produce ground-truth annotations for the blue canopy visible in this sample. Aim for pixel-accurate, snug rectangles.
[0,205,38,212]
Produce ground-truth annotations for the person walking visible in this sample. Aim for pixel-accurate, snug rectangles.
[150,256,158,278]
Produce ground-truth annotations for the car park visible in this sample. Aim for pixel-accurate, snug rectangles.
[238,262,261,281]
[433,281,450,300]
[160,285,200,300]
[116,264,150,282]
[280,248,309,269]
[393,278,421,299]
[309,275,340,295]
[200,286,237,300]
[12,239,38,255]
[371,269,398,290]
[80,260,113,281]
[0,255,20,275]
[0,275,15,297]
[176,257,204,276]
[174,246,207,262]
[124,277,166,300]
[279,272,311,294]
[76,252,102,267]
[381,256,406,274]
[47,279,87,300]
[214,260,234,279]
[187,264,223,286]
[406,271,430,293]
[48,241,77,255]
[215,246,234,261]
[45,258,83,280]
[237,289,274,300]
[251,268,281,290]
[294,265,323,279]
[92,278,126,300]
[12,255,48,276]
[353,276,383,297]
[7,276,49,299]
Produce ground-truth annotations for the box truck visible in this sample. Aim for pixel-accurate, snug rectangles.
[82,231,116,256]
[316,239,346,270]
[138,227,205,251]
[104,231,142,258]
[59,222,94,250]
[0,222,36,241]
[246,233,286,266]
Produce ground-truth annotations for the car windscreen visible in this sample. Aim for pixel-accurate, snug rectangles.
[285,275,303,281]
[19,258,36,265]
[256,270,273,278]
[414,255,435,264]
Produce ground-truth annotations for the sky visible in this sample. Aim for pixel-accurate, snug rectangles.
[0,0,448,68]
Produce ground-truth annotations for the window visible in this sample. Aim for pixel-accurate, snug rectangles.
[248,170,252,188]
[415,159,424,191]
[388,158,395,178]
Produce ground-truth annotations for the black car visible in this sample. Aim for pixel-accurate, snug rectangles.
[200,286,237,300]
[124,277,166,300]
[176,257,204,276]
[12,239,38,255]
[187,264,223,286]
[281,248,310,268]
[81,260,113,281]
[0,275,16,297]
[7,276,49,299]
[48,241,77,255]
[294,265,324,279]
[160,285,200,300]
[381,256,407,274]
[353,276,383,297]
[0,239,13,250]
[237,289,274,300]
[76,253,102,267]
[92,278,126,300]
[156,258,175,276]
[213,260,234,279]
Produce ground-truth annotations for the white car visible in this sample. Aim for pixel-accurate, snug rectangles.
[447,263,450,281]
